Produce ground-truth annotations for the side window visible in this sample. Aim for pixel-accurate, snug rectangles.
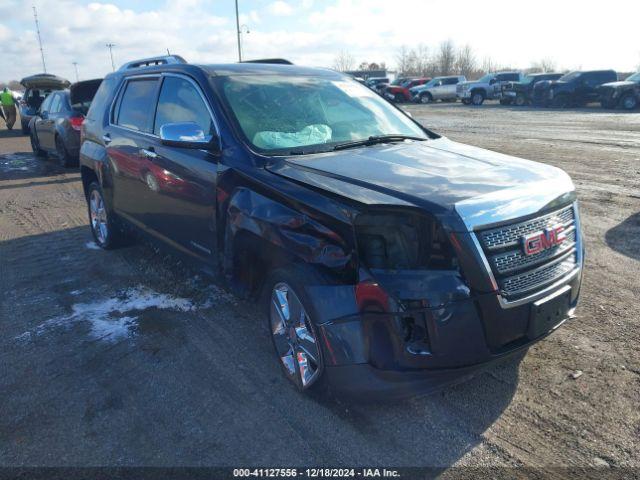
[87,77,116,121]
[40,94,53,112]
[444,78,459,85]
[153,76,214,137]
[49,94,61,114]
[116,78,159,132]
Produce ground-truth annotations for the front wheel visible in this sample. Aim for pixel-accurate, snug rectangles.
[420,92,432,104]
[394,93,404,103]
[620,94,638,111]
[514,94,527,106]
[552,94,570,108]
[30,130,46,158]
[265,266,326,393]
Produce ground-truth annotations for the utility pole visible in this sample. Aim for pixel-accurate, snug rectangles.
[106,43,116,71]
[72,62,79,82]
[235,0,242,62]
[32,6,47,73]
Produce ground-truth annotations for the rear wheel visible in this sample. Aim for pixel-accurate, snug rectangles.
[56,135,76,168]
[471,91,485,106]
[87,182,127,249]
[620,94,638,111]
[264,266,326,393]
[30,130,46,158]
[515,94,527,106]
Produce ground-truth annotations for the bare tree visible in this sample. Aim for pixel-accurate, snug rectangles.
[436,40,456,76]
[480,56,498,74]
[530,58,557,73]
[396,45,413,76]
[455,44,476,78]
[333,50,355,72]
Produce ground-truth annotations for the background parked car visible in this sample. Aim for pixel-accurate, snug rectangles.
[598,71,640,110]
[499,73,563,106]
[365,77,390,93]
[537,70,618,108]
[385,78,430,102]
[457,72,522,105]
[410,76,466,103]
[19,73,70,134]
[30,79,102,167]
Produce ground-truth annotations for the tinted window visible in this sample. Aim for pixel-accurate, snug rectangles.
[154,76,214,136]
[117,78,158,132]
[444,78,459,85]
[40,94,53,112]
[497,73,520,82]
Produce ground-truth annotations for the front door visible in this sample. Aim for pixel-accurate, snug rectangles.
[141,74,219,262]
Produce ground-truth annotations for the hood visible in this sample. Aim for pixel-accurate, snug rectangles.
[599,80,635,89]
[266,138,574,230]
[20,73,70,90]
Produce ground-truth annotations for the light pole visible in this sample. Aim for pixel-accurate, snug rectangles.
[239,24,250,61]
[106,43,116,71]
[235,0,242,62]
[32,6,47,73]
[72,62,79,82]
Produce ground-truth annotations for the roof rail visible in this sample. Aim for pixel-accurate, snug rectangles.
[119,55,187,71]
[241,58,293,65]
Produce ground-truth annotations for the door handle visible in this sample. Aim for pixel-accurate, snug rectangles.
[102,133,111,145]
[141,148,158,159]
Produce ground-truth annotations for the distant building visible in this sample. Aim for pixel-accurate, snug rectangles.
[344,69,387,80]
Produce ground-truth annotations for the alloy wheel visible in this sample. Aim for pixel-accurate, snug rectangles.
[89,189,108,245]
[269,282,321,389]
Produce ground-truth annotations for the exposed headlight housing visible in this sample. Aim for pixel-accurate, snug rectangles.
[355,211,457,270]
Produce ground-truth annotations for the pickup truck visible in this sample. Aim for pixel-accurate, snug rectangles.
[410,76,466,103]
[457,72,522,105]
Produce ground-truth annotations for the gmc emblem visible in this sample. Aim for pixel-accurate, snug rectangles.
[522,225,566,256]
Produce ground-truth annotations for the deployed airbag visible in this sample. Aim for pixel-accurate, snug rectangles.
[253,124,332,150]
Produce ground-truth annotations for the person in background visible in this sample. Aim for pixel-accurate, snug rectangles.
[1,87,17,130]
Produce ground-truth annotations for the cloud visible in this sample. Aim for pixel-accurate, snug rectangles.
[267,1,294,16]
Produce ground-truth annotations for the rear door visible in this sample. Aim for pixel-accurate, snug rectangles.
[142,73,220,261]
[39,92,61,150]
[106,76,161,228]
[442,77,459,98]
[33,93,53,147]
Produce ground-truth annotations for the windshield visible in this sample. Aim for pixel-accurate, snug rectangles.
[217,75,428,154]
[559,71,581,82]
[626,72,640,83]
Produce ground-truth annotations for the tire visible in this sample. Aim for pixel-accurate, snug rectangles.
[30,130,46,158]
[514,94,527,106]
[461,98,471,105]
[420,92,433,104]
[86,181,127,249]
[471,91,485,106]
[394,93,404,103]
[55,135,76,168]
[619,94,638,111]
[21,121,29,135]
[263,265,327,393]
[552,94,570,108]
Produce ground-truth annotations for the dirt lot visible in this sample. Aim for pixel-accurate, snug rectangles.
[1,103,639,473]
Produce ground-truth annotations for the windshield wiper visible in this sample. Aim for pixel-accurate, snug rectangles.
[332,135,426,151]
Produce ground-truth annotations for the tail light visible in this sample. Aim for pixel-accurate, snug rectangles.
[69,116,84,131]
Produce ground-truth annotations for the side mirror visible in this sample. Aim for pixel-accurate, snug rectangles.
[489,78,497,85]
[159,122,218,150]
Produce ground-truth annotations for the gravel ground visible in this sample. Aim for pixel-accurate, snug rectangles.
[0,103,639,472]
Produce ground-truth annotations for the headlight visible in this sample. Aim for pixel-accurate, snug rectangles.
[355,212,457,270]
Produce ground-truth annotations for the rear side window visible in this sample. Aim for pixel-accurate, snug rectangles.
[444,78,459,85]
[49,94,61,114]
[497,73,520,82]
[40,94,53,112]
[116,78,158,132]
[153,76,214,136]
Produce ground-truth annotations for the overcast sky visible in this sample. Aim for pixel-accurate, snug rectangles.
[0,0,638,83]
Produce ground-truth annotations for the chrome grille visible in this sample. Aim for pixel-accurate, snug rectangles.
[481,206,574,251]
[476,204,579,300]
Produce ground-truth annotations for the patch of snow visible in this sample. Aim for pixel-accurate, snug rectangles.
[85,241,101,250]
[15,286,203,344]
